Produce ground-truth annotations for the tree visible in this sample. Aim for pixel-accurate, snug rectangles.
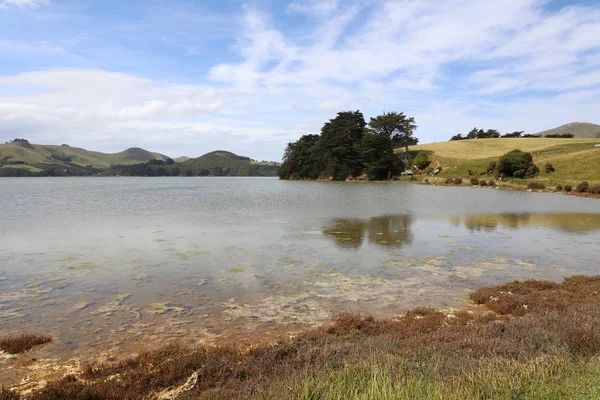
[368,111,418,153]
[319,111,366,180]
[359,132,401,180]
[412,152,429,170]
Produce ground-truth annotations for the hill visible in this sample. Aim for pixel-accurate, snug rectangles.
[535,122,600,138]
[0,139,169,175]
[174,156,191,163]
[177,151,280,176]
[411,137,600,185]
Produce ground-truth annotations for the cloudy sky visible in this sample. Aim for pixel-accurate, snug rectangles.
[1,0,599,160]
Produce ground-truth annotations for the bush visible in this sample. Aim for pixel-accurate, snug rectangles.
[498,149,536,178]
[425,167,434,175]
[576,182,589,193]
[513,169,526,178]
[545,163,555,173]
[589,185,600,195]
[409,176,417,181]
[555,185,563,192]
[0,334,51,354]
[470,177,479,185]
[453,177,462,185]
[479,180,488,186]
[527,182,545,190]
[412,152,429,170]
[445,178,453,184]
[485,161,497,175]
[488,180,496,187]
[526,163,540,178]
[564,185,572,192]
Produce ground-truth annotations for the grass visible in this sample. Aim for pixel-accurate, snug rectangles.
[410,138,600,186]
[3,275,600,399]
[0,334,52,354]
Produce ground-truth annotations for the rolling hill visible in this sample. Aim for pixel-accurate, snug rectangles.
[177,151,280,176]
[411,137,600,185]
[0,139,169,174]
[535,122,600,138]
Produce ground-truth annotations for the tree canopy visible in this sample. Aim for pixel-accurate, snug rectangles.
[280,110,417,181]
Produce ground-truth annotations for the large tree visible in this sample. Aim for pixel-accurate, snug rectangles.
[319,111,366,180]
[368,111,418,153]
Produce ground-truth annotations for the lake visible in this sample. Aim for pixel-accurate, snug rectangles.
[1,177,599,359]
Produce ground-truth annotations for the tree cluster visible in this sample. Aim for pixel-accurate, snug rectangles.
[279,111,418,181]
[450,129,545,141]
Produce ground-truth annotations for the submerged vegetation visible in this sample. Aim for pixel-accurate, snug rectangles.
[3,276,600,399]
[0,334,52,354]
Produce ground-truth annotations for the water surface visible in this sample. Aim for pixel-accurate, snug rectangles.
[1,177,599,358]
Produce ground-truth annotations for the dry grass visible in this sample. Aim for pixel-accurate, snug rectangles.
[0,334,52,355]
[3,276,600,399]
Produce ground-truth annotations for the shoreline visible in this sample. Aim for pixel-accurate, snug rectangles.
[3,275,600,399]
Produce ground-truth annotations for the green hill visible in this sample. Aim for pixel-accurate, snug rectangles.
[0,139,169,175]
[178,151,280,176]
[0,141,168,168]
[411,137,600,185]
[535,122,600,138]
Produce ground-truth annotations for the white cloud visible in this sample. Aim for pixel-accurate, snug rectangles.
[288,0,340,16]
[0,0,49,9]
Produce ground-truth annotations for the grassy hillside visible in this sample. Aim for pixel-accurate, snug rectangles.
[411,137,600,185]
[0,141,168,171]
[535,122,600,138]
[178,151,280,176]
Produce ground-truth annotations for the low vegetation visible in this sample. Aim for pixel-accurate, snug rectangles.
[0,334,51,354]
[3,276,600,399]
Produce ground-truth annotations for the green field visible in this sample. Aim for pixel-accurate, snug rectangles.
[410,138,600,186]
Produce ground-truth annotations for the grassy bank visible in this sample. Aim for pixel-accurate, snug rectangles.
[411,138,600,187]
[2,276,600,399]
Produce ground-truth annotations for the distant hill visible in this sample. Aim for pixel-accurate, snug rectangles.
[177,151,280,176]
[174,156,191,163]
[535,122,600,138]
[0,139,169,175]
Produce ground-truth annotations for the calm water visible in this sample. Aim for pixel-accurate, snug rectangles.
[1,177,599,358]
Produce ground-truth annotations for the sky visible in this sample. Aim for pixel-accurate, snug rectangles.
[1,0,599,160]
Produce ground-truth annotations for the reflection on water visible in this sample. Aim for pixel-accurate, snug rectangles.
[323,215,413,249]
[1,178,599,362]
[452,213,600,233]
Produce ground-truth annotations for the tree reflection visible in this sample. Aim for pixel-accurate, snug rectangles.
[323,215,413,249]
[459,213,600,233]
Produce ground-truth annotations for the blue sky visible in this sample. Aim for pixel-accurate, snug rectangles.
[1,0,599,160]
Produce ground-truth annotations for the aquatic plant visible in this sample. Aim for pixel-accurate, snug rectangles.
[0,334,51,354]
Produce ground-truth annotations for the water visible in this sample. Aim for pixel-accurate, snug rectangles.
[1,177,599,358]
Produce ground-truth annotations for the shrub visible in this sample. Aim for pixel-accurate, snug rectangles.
[555,185,563,192]
[485,161,497,175]
[526,163,540,178]
[445,178,453,184]
[589,185,600,195]
[545,163,555,173]
[513,169,526,178]
[564,185,572,192]
[425,167,434,175]
[0,334,51,354]
[527,182,545,190]
[413,152,429,170]
[488,180,496,187]
[479,180,488,186]
[498,149,537,177]
[470,177,479,185]
[409,176,417,181]
[453,177,462,185]
[576,182,589,193]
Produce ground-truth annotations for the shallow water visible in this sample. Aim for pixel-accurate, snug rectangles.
[1,177,599,358]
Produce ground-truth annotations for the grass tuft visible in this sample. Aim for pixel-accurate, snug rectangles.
[0,334,52,354]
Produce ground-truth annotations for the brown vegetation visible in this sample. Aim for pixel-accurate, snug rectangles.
[576,181,589,193]
[2,276,600,399]
[0,334,51,355]
[527,182,546,190]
